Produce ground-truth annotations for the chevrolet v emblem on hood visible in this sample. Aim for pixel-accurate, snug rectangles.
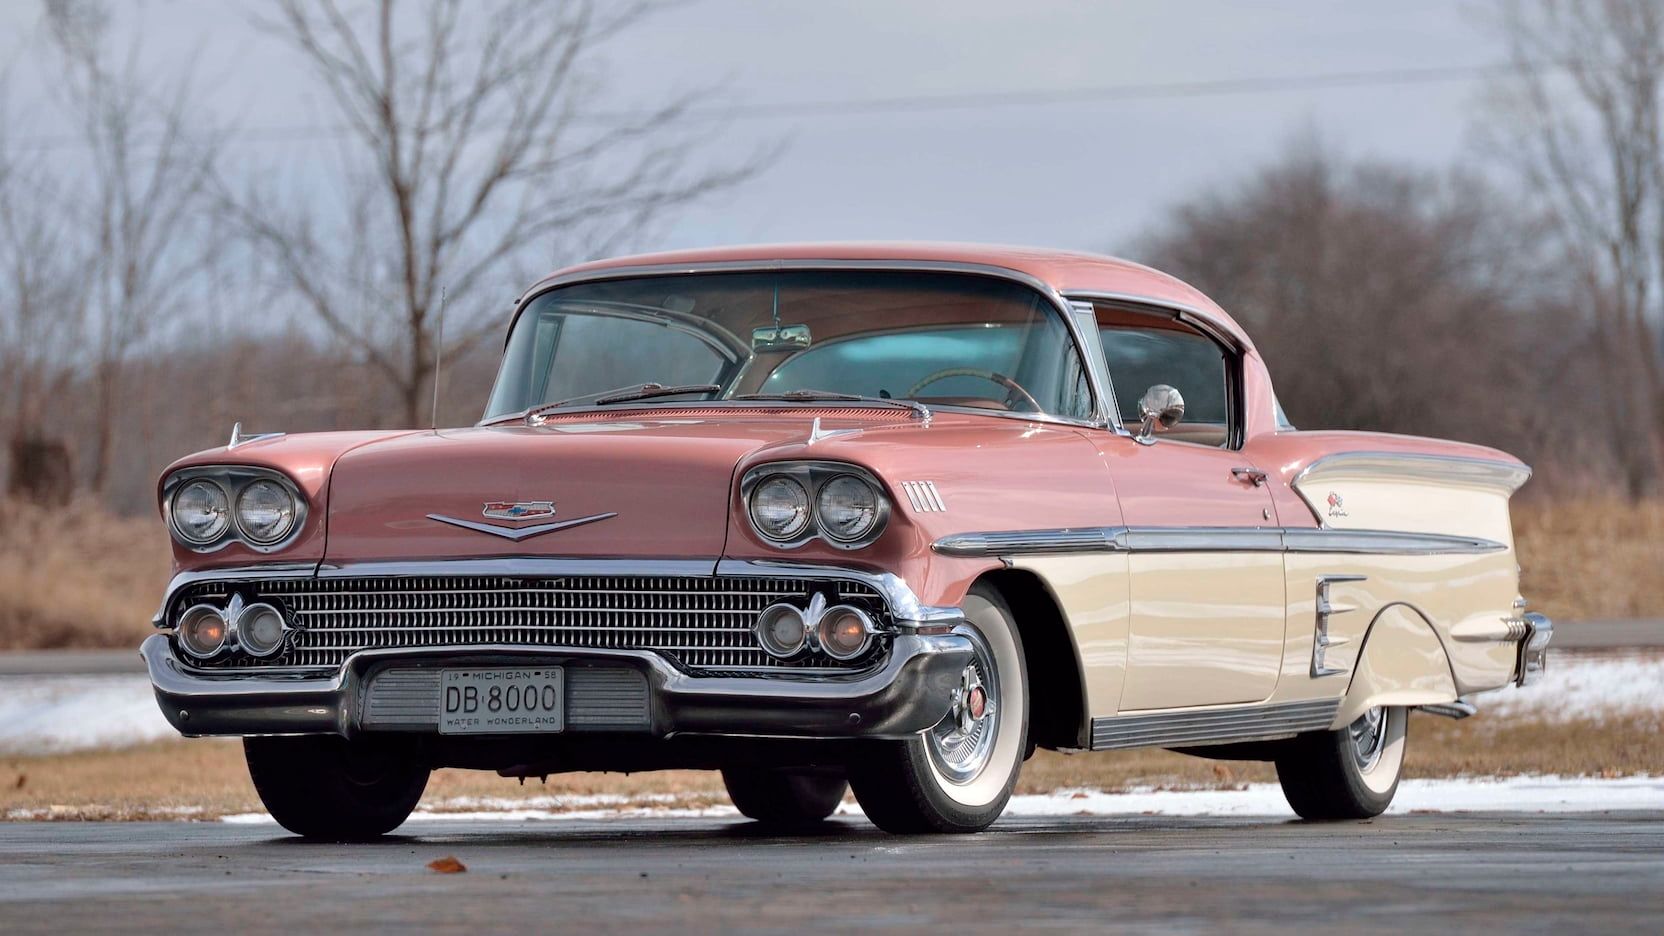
[482,500,556,521]
[427,501,617,541]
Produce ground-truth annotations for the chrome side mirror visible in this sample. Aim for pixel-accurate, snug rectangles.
[1136,384,1184,445]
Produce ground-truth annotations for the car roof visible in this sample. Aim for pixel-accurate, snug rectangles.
[529,242,1251,348]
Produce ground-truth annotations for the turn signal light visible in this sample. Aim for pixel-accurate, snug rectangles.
[178,604,228,659]
[816,605,874,661]
[755,603,808,658]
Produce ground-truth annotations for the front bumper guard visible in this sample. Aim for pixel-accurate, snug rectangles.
[140,632,974,741]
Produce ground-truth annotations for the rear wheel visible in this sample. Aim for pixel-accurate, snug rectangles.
[849,585,1028,834]
[721,767,847,827]
[245,736,429,840]
[1274,705,1407,820]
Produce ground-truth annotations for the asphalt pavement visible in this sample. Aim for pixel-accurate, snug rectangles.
[0,813,1659,933]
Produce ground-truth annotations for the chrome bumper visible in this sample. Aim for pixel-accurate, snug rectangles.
[1516,611,1554,686]
[140,632,974,741]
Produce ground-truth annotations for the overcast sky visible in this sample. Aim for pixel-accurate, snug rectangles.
[0,0,1508,262]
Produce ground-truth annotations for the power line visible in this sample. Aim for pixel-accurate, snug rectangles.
[6,61,1524,152]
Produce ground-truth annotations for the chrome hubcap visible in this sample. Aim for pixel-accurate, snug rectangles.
[927,629,1000,784]
[1349,707,1388,773]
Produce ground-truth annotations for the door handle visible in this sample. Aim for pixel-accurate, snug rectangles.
[1231,466,1268,486]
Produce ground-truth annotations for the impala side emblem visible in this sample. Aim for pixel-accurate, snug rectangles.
[427,500,616,542]
[1326,492,1348,519]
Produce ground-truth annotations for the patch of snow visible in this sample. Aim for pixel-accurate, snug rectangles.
[212,775,1664,824]
[0,676,173,754]
[1482,651,1664,721]
[1002,775,1664,817]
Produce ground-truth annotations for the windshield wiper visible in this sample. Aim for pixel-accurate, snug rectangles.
[732,389,930,421]
[525,383,721,423]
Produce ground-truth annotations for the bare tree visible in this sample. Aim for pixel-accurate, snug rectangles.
[222,0,766,428]
[0,94,84,500]
[1480,0,1664,495]
[1136,139,1602,488]
[43,0,221,493]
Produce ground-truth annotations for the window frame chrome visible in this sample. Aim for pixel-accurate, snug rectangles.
[1064,291,1248,447]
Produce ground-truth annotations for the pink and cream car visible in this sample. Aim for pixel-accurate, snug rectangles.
[146,243,1551,837]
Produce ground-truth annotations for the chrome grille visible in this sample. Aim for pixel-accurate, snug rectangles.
[173,575,889,673]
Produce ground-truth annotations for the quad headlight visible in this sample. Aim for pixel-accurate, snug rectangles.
[816,474,882,543]
[170,481,231,545]
[165,469,305,550]
[235,479,298,545]
[749,476,812,541]
[742,463,890,549]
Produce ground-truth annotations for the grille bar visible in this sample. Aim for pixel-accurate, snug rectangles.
[176,574,890,673]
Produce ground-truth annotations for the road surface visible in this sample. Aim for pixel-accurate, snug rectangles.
[0,813,1659,933]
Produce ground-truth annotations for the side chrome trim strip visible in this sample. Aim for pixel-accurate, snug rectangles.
[1091,698,1339,751]
[932,526,1507,557]
[932,528,1117,556]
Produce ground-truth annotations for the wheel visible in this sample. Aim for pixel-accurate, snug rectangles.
[1274,705,1407,820]
[244,736,430,840]
[849,584,1029,833]
[721,767,848,827]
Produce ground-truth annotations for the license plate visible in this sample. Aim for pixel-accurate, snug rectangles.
[439,668,565,734]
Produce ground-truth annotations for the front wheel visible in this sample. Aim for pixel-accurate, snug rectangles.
[1274,705,1408,820]
[721,767,847,828]
[245,736,430,840]
[849,585,1029,834]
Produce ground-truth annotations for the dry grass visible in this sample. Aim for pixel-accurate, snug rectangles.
[4,714,1657,821]
[1513,497,1664,620]
[0,500,168,650]
[0,495,1657,653]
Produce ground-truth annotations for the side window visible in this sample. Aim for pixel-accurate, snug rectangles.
[1098,315,1234,448]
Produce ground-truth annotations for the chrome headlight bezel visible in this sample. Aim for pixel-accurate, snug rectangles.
[162,466,308,553]
[740,461,891,550]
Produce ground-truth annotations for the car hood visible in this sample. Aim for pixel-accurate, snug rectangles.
[321,417,824,564]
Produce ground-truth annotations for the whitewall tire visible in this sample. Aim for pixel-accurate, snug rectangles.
[849,585,1029,833]
[1274,705,1408,820]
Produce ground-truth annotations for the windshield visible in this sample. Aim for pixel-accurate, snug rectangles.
[485,270,1094,420]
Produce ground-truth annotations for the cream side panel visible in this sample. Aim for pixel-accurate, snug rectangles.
[1293,457,1521,545]
[1008,554,1130,721]
[1120,552,1286,711]
[1275,551,1522,726]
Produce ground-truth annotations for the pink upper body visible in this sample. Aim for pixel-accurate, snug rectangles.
[161,243,1523,606]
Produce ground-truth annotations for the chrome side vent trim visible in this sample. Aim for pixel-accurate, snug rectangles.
[900,481,946,513]
[1091,699,1339,751]
[1311,575,1365,677]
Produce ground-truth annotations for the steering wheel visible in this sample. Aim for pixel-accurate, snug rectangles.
[906,368,1043,412]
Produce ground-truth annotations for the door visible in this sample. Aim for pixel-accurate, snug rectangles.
[1085,303,1286,711]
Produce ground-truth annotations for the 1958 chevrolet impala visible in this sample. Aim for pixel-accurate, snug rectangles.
[145,243,1552,837]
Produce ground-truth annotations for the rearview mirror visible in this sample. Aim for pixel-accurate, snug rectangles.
[752,324,811,352]
[1136,384,1184,445]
